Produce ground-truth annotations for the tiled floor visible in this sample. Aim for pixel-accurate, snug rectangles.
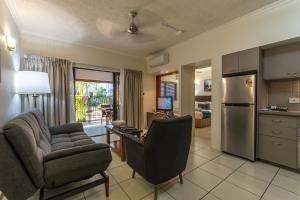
[20,127,300,200]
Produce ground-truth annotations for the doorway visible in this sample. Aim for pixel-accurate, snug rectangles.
[74,68,120,137]
[194,66,212,140]
[180,59,213,146]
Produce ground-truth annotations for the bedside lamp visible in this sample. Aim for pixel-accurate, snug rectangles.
[15,71,51,108]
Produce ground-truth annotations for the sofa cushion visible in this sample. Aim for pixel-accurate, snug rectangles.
[44,145,112,188]
[3,117,45,188]
[51,131,95,152]
[30,110,51,142]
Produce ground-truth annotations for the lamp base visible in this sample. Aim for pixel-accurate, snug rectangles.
[32,94,38,109]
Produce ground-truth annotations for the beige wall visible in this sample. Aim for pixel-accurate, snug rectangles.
[22,33,146,70]
[0,0,22,129]
[146,0,300,149]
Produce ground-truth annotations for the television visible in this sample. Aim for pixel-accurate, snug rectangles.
[157,96,173,111]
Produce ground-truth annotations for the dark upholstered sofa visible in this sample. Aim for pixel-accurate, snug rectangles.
[124,115,192,200]
[0,111,112,200]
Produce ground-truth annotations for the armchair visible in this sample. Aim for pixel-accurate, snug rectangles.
[124,115,192,200]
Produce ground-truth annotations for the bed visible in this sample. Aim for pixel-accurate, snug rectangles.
[195,96,211,128]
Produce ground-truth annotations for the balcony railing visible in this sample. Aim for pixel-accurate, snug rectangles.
[75,96,113,122]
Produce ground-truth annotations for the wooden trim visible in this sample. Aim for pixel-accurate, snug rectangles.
[195,95,211,102]
[75,79,113,83]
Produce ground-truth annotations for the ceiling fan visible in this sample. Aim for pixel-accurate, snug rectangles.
[100,10,185,43]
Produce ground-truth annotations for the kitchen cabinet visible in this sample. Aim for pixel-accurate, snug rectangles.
[222,53,238,74]
[258,114,299,168]
[264,42,300,80]
[238,48,260,72]
[222,48,260,75]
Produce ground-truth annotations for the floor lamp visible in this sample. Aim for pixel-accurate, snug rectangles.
[15,71,51,109]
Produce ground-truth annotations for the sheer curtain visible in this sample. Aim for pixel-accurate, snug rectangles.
[22,55,72,126]
[123,69,143,129]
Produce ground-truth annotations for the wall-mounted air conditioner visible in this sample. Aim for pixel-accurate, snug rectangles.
[147,53,169,68]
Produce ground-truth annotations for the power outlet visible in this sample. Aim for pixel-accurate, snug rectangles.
[289,97,300,104]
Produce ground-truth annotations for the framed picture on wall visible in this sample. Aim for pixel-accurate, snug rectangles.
[204,79,212,92]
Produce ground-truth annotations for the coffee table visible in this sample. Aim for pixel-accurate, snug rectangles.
[105,125,142,161]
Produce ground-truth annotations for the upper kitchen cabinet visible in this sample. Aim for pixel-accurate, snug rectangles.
[238,48,260,72]
[222,53,238,74]
[264,42,300,80]
[222,47,260,75]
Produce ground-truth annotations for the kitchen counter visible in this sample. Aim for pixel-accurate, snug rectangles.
[259,110,300,117]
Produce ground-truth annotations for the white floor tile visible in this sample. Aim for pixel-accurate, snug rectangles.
[226,171,268,196]
[109,164,133,182]
[188,153,210,167]
[237,161,278,182]
[200,161,233,179]
[119,177,153,200]
[278,168,300,182]
[141,190,174,200]
[194,147,222,160]
[82,173,117,196]
[211,181,259,200]
[164,178,207,200]
[201,193,220,200]
[263,185,300,200]
[273,173,300,195]
[213,154,246,170]
[184,168,222,191]
[85,184,130,200]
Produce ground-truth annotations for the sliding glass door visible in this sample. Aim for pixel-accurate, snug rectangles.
[74,68,120,125]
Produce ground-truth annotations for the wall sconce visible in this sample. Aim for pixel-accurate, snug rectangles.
[6,36,16,51]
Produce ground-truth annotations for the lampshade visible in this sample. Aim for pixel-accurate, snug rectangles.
[15,71,51,94]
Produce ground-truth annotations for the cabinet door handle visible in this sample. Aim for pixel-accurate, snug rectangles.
[272,119,282,123]
[271,130,281,135]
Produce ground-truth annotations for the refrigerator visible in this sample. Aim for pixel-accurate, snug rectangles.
[221,74,256,161]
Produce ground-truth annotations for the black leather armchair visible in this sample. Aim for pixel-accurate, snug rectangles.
[124,115,192,200]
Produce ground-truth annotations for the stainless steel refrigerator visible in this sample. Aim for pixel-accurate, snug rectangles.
[221,74,256,161]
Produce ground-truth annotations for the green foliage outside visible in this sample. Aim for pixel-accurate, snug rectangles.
[75,81,113,122]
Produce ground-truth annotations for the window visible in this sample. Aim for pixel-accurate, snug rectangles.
[160,81,177,100]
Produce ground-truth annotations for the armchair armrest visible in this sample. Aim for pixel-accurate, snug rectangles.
[44,143,109,162]
[123,134,146,176]
[49,123,84,135]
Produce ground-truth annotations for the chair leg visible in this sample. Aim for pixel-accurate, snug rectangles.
[154,185,158,200]
[179,173,183,184]
[132,170,136,178]
[100,172,109,197]
[105,179,109,197]
[39,188,44,200]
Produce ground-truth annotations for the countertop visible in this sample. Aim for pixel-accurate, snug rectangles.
[259,110,300,117]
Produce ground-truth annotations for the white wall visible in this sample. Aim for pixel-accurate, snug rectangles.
[146,0,300,149]
[21,32,157,126]
[0,0,22,129]
[22,33,146,70]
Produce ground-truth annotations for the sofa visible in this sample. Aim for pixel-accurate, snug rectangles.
[124,115,192,200]
[0,111,112,200]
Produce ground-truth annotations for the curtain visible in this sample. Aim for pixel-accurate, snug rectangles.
[22,55,72,126]
[123,69,143,129]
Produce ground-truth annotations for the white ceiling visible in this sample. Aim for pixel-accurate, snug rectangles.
[6,0,279,56]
